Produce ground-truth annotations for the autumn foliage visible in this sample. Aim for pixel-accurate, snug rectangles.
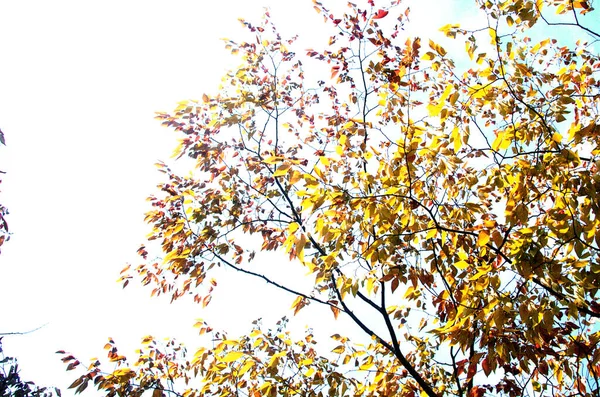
[61,0,600,396]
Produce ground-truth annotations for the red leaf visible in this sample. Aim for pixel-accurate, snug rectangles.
[66,361,80,371]
[373,9,389,19]
[482,357,491,376]
[391,278,399,293]
[469,386,485,397]
[467,360,477,379]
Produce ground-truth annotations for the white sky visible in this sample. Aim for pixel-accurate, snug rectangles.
[0,0,542,394]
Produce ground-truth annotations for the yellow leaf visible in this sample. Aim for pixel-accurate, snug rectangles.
[426,228,438,239]
[491,131,511,151]
[439,23,460,38]
[237,360,254,376]
[260,382,272,394]
[552,132,563,143]
[221,351,244,362]
[289,170,302,185]
[339,134,348,146]
[477,230,490,247]
[454,260,470,270]
[291,295,303,310]
[288,222,300,234]
[469,83,494,99]
[262,156,284,164]
[488,28,497,44]
[314,166,326,181]
[359,356,374,370]
[273,163,291,177]
[113,368,134,377]
[483,220,497,228]
[427,84,453,117]
[297,233,307,262]
[141,336,154,344]
[451,126,461,153]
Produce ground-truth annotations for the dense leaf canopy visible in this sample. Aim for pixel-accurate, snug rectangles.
[62,0,600,396]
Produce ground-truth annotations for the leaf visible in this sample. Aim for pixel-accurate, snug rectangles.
[289,169,302,184]
[439,23,460,38]
[221,351,244,362]
[68,377,84,389]
[291,295,309,315]
[75,380,88,394]
[262,156,284,164]
[427,84,452,117]
[477,230,490,247]
[454,260,470,270]
[314,165,326,181]
[482,357,491,376]
[260,382,273,395]
[330,305,340,320]
[273,163,292,177]
[373,9,389,19]
[238,359,254,376]
[66,361,80,371]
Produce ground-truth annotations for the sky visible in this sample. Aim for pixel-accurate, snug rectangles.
[0,0,323,388]
[0,0,585,394]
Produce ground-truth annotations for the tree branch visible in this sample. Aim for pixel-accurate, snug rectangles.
[537,1,600,39]
[211,251,336,309]
[0,323,48,336]
[330,272,439,397]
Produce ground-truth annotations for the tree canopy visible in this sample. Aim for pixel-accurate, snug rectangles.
[61,0,600,396]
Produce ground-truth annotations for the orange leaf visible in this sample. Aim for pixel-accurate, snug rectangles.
[330,305,340,320]
[373,9,389,19]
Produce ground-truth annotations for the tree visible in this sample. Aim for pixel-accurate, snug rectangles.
[61,0,600,396]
